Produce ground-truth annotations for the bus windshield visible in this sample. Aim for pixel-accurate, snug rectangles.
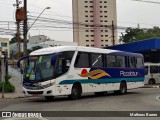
[24,54,54,82]
[23,51,75,82]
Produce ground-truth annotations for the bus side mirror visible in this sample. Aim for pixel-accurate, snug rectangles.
[17,56,29,74]
[17,56,29,68]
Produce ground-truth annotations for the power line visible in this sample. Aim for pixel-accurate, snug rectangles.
[132,0,160,4]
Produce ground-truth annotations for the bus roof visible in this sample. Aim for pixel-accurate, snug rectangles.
[29,46,143,57]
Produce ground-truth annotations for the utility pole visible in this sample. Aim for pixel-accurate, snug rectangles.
[23,0,27,56]
[112,21,115,46]
[15,0,21,59]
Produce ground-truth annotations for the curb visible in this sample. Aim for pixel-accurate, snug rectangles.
[142,85,160,88]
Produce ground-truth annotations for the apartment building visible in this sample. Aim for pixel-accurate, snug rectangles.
[72,0,117,47]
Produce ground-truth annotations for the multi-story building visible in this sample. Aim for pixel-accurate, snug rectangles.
[72,0,117,47]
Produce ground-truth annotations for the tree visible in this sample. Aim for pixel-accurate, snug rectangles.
[120,26,160,43]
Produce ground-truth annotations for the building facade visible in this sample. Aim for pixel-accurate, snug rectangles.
[28,35,48,44]
[72,0,117,47]
[0,38,10,58]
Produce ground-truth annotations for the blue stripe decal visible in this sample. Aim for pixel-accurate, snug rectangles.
[59,78,144,85]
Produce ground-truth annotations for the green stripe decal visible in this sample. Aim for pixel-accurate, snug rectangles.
[59,78,144,85]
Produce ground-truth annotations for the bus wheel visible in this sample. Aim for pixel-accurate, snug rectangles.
[119,82,127,95]
[68,84,81,100]
[45,96,54,101]
[148,79,156,85]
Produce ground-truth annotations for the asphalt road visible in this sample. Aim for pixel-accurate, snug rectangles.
[0,88,160,120]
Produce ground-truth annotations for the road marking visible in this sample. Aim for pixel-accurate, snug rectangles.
[2,117,48,120]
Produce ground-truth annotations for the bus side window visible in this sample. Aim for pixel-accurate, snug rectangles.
[74,52,90,68]
[106,55,116,68]
[117,56,125,68]
[136,57,143,68]
[150,65,159,74]
[91,53,103,68]
[129,57,136,68]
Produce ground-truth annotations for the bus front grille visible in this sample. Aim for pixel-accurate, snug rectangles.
[27,91,43,94]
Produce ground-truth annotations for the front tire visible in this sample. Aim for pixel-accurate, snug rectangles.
[119,82,127,95]
[68,84,81,100]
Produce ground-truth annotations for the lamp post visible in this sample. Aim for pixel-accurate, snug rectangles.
[23,6,51,56]
[28,7,51,32]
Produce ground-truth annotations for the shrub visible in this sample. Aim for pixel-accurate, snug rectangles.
[0,74,15,93]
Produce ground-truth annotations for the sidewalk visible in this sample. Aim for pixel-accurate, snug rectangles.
[0,76,25,99]
[0,67,25,99]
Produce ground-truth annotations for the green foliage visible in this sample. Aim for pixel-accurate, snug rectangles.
[0,74,15,93]
[120,26,160,43]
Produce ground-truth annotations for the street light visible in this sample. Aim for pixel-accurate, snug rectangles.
[28,7,51,32]
[23,6,50,56]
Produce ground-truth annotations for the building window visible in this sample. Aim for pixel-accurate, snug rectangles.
[91,35,94,37]
[90,6,93,8]
[85,20,88,22]
[86,40,89,42]
[85,15,88,17]
[85,6,88,8]
[85,11,88,13]
[86,30,89,32]
[85,1,88,3]
[86,35,89,37]
[86,45,89,47]
[104,6,107,8]
[104,11,107,13]
[101,40,104,42]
